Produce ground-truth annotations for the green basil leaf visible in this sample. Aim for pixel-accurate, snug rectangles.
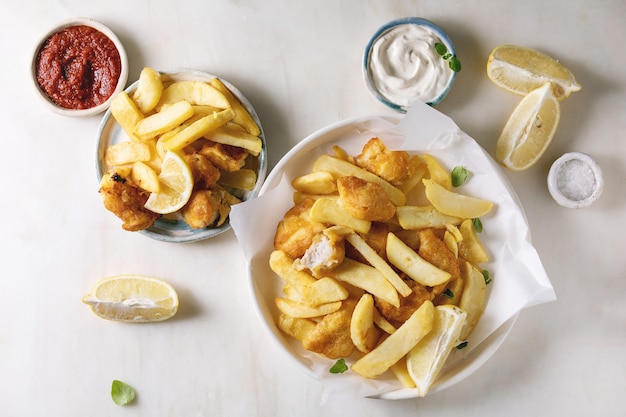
[482,269,492,285]
[472,218,483,233]
[451,166,469,187]
[111,380,136,406]
[443,288,454,299]
[434,42,448,56]
[456,341,469,350]
[449,57,462,72]
[329,358,348,374]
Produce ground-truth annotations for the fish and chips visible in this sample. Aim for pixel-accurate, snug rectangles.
[270,137,494,395]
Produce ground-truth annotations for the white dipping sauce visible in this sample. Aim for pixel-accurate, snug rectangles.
[368,23,454,106]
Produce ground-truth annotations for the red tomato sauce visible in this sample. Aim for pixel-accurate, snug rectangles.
[36,25,122,110]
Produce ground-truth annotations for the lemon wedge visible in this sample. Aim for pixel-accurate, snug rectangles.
[495,82,560,171]
[144,151,193,214]
[487,44,581,100]
[82,274,179,322]
[406,305,467,397]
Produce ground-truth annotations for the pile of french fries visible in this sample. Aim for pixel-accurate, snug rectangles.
[270,138,494,392]
[102,67,263,228]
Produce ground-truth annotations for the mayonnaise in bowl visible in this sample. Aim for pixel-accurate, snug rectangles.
[364,18,458,111]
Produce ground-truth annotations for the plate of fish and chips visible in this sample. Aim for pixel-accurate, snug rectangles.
[230,102,555,399]
[96,69,267,243]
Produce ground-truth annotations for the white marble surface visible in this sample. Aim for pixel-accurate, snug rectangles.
[1,1,625,416]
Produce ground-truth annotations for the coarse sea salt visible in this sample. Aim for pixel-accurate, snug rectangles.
[548,152,603,208]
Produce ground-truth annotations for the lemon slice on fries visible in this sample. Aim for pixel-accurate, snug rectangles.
[82,274,179,322]
[144,151,193,214]
[407,305,467,397]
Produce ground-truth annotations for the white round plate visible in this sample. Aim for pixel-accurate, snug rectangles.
[244,114,530,398]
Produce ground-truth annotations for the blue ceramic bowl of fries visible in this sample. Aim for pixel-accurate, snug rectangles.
[96,69,267,243]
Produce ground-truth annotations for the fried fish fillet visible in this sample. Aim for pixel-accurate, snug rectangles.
[198,141,248,172]
[374,279,432,328]
[99,169,160,231]
[417,228,462,298]
[355,137,413,186]
[181,186,239,229]
[183,152,220,189]
[337,176,396,221]
[274,198,327,259]
[302,299,357,359]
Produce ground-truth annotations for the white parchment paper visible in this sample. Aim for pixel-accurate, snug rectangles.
[230,101,556,399]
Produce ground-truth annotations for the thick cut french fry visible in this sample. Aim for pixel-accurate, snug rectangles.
[350,294,381,353]
[219,169,257,191]
[396,206,462,230]
[373,307,396,334]
[386,233,451,287]
[443,231,459,258]
[398,158,427,195]
[134,100,194,141]
[204,122,263,156]
[345,233,411,297]
[458,219,489,263]
[275,298,342,318]
[351,300,434,378]
[459,261,486,340]
[291,171,338,195]
[163,108,235,151]
[269,250,317,288]
[158,80,230,109]
[312,154,406,206]
[109,91,143,141]
[325,258,400,308]
[104,141,151,166]
[423,154,452,190]
[132,67,163,113]
[310,197,371,234]
[390,357,417,388]
[131,161,160,193]
[209,77,261,136]
[277,314,317,342]
[423,179,493,218]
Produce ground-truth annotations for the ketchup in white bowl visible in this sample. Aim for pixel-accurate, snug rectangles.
[364,17,459,111]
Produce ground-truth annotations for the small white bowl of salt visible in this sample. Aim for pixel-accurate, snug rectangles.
[548,152,604,208]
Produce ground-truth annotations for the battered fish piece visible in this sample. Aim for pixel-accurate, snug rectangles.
[181,187,239,229]
[355,137,413,186]
[374,279,432,328]
[274,198,327,259]
[183,153,220,189]
[198,141,248,172]
[337,176,396,222]
[293,229,346,276]
[99,169,160,232]
[418,228,461,298]
[302,299,357,359]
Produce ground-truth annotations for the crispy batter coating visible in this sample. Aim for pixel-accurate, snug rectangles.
[374,279,432,328]
[302,299,357,359]
[181,187,237,229]
[274,198,327,259]
[99,170,160,231]
[337,176,396,221]
[183,153,220,189]
[355,137,413,186]
[198,141,248,172]
[417,228,461,298]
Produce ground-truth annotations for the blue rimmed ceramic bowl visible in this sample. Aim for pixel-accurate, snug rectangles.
[96,70,267,243]
[363,17,458,112]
